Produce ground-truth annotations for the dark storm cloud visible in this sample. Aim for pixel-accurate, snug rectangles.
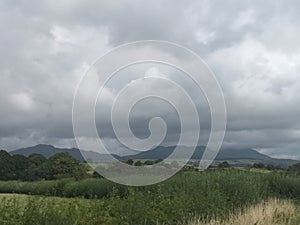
[0,0,300,159]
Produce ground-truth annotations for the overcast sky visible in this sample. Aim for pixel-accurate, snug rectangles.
[0,0,300,159]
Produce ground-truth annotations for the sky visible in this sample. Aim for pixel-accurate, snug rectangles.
[0,0,300,159]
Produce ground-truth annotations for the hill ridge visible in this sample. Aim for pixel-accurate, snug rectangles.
[8,144,299,169]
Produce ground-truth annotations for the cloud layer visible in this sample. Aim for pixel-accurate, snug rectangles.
[0,0,300,159]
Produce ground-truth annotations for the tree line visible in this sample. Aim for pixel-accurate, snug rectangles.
[1,149,300,181]
[0,150,87,181]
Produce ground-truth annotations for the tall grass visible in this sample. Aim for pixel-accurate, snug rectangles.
[187,198,300,225]
[0,170,299,224]
[0,178,124,198]
[0,194,117,225]
[0,179,70,196]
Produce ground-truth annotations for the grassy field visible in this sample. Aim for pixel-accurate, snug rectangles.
[0,194,299,225]
[0,169,299,224]
[188,198,300,225]
[0,194,115,225]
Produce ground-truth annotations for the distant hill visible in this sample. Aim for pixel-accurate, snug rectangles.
[10,144,121,162]
[121,145,272,160]
[121,146,299,169]
[9,144,299,169]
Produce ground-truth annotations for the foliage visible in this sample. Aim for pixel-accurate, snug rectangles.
[126,159,134,165]
[63,179,126,199]
[188,198,300,225]
[144,160,155,165]
[48,153,87,180]
[0,150,19,180]
[252,163,283,171]
[217,161,230,169]
[0,151,88,181]
[0,194,118,225]
[288,162,300,174]
[134,160,142,166]
[0,170,299,224]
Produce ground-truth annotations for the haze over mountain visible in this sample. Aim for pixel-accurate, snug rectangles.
[9,144,299,169]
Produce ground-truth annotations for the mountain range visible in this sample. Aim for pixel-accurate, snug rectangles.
[7,144,299,169]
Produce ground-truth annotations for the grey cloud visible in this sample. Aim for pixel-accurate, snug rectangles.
[0,0,300,159]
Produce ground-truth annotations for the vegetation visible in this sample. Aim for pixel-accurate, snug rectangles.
[1,150,300,224]
[188,198,300,225]
[0,169,299,224]
[288,162,300,174]
[0,194,116,225]
[0,151,87,181]
[252,162,283,171]
[1,194,298,225]
[125,158,164,166]
[217,161,230,169]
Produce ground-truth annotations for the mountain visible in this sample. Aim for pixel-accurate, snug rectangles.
[10,144,121,162]
[122,146,299,169]
[121,146,271,160]
[9,144,299,169]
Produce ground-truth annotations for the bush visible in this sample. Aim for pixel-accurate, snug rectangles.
[0,179,71,196]
[64,179,126,198]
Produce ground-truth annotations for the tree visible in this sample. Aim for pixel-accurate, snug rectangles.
[36,160,54,180]
[218,161,230,169]
[0,150,16,180]
[252,163,265,169]
[126,159,134,165]
[134,161,142,166]
[29,154,47,166]
[0,151,88,181]
[26,154,48,180]
[12,154,35,181]
[265,164,282,171]
[288,163,300,173]
[144,160,154,165]
[48,153,87,180]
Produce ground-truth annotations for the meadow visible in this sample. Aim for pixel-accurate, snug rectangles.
[0,169,299,225]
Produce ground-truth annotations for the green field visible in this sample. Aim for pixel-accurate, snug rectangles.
[0,169,299,225]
